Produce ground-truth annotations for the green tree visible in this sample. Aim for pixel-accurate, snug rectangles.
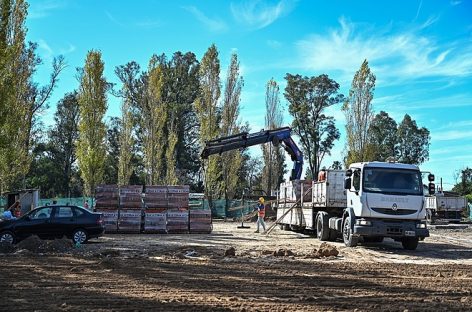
[76,50,108,197]
[103,117,120,184]
[368,111,397,161]
[452,168,472,196]
[115,62,139,186]
[285,73,343,180]
[343,59,376,165]
[262,78,285,194]
[396,114,430,165]
[195,44,221,203]
[0,0,64,192]
[144,57,168,185]
[220,52,244,207]
[48,92,80,196]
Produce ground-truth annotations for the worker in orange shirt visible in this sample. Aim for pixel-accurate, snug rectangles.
[254,197,266,233]
[318,167,327,182]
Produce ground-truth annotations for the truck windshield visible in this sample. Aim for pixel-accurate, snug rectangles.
[363,168,423,195]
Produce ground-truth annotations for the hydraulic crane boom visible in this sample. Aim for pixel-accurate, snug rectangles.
[201,127,303,180]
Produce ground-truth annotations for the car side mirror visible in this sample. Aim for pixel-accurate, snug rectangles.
[345,169,353,177]
[344,177,352,190]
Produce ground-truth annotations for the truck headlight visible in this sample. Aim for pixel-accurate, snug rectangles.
[416,223,427,229]
[356,219,372,226]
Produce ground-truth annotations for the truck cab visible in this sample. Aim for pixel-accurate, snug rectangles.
[343,162,429,249]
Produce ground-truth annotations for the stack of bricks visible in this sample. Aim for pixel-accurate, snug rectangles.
[118,185,143,233]
[166,186,190,233]
[143,186,167,233]
[95,185,119,233]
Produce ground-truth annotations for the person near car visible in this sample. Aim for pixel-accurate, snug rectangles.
[254,197,266,233]
[3,207,17,220]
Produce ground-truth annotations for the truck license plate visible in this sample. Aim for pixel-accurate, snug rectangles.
[405,231,415,237]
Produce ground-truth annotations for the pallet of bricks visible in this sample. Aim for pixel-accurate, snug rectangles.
[189,194,212,234]
[143,186,167,233]
[95,185,119,233]
[118,185,143,233]
[166,186,190,233]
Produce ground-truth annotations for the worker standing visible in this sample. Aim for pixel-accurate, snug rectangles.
[254,197,266,233]
[318,167,327,182]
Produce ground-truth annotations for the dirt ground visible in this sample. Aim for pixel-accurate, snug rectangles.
[1,221,472,311]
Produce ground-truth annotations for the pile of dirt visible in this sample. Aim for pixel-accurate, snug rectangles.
[311,242,339,258]
[0,242,16,253]
[16,236,73,253]
[224,247,236,257]
[273,249,294,257]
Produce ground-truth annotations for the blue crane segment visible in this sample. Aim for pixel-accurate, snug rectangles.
[200,127,303,180]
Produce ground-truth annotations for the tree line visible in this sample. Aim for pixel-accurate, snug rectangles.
[4,0,459,206]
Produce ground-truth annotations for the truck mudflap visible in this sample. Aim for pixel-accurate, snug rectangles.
[353,219,430,238]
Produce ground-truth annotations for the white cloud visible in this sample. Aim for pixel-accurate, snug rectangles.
[182,6,227,32]
[135,19,162,29]
[231,0,296,30]
[433,130,472,141]
[105,11,125,27]
[450,0,462,6]
[29,0,65,19]
[295,17,472,83]
[38,39,53,60]
[59,43,76,55]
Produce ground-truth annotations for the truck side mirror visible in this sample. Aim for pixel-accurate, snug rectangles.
[428,174,435,182]
[345,169,353,177]
[428,183,435,195]
[344,177,352,190]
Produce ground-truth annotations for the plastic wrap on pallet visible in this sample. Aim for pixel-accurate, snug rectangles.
[119,185,143,209]
[95,184,119,208]
[166,209,189,233]
[96,209,119,232]
[118,209,142,233]
[189,209,212,224]
[144,209,167,233]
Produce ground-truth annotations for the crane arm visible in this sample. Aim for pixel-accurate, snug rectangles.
[201,127,303,180]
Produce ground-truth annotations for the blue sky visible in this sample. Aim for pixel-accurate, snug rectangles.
[27,0,472,189]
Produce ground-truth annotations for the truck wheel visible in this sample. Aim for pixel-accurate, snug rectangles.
[401,237,419,250]
[316,213,330,241]
[342,217,358,247]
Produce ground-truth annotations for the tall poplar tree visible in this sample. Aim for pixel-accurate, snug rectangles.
[195,44,221,203]
[220,52,244,206]
[262,79,285,194]
[343,59,376,165]
[76,50,108,197]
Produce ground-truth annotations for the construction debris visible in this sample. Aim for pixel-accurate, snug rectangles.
[224,247,236,257]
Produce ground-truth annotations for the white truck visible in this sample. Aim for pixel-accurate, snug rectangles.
[424,192,467,223]
[277,161,431,250]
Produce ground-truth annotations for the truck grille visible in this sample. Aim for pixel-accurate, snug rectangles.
[371,208,416,215]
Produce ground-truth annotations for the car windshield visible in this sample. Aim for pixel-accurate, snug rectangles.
[363,167,423,195]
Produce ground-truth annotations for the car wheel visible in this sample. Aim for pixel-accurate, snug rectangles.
[0,231,15,244]
[72,229,88,244]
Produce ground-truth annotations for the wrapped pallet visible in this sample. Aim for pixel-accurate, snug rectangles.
[144,209,167,233]
[189,209,212,233]
[95,184,119,209]
[167,186,190,209]
[166,209,189,233]
[118,209,142,233]
[120,185,143,209]
[144,185,168,208]
[96,209,119,233]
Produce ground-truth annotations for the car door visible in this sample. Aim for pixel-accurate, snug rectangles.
[16,207,54,238]
[51,206,76,238]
